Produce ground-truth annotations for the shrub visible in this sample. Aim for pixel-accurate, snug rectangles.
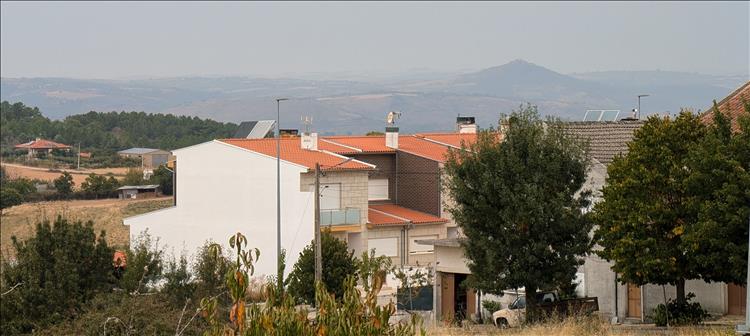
[482,299,503,314]
[287,230,358,304]
[651,292,709,326]
[193,241,229,298]
[0,217,114,334]
[120,232,164,293]
[163,254,196,305]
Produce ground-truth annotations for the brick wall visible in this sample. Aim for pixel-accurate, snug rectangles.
[396,152,441,216]
[352,154,397,201]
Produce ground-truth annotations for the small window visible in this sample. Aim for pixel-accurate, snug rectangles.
[368,178,389,201]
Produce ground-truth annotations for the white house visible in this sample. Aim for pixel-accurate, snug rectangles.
[125,137,373,279]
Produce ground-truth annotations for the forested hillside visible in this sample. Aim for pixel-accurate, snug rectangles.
[0,101,238,154]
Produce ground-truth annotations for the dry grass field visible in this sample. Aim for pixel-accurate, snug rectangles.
[0,197,173,257]
[1,162,129,188]
[429,317,737,336]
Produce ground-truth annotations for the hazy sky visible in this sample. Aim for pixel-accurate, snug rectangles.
[1,1,748,79]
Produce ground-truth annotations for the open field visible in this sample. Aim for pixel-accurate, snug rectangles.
[1,162,130,188]
[0,197,173,257]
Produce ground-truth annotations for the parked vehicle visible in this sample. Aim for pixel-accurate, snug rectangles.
[492,292,599,328]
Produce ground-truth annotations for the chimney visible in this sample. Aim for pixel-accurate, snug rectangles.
[301,132,318,150]
[385,126,399,149]
[456,116,477,134]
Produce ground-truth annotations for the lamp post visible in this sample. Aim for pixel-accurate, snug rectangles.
[637,94,649,119]
[275,97,288,292]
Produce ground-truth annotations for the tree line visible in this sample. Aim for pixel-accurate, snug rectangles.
[0,101,238,155]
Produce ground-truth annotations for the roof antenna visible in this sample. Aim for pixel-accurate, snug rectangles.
[386,111,401,125]
[301,115,313,133]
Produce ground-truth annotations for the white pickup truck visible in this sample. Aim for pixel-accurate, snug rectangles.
[492,292,599,328]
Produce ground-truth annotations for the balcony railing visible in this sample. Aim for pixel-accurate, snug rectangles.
[320,208,361,226]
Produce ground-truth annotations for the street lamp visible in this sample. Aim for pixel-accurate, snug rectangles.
[275,98,288,292]
[637,94,650,119]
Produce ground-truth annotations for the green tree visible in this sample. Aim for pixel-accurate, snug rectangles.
[0,217,114,334]
[287,231,358,304]
[120,232,164,293]
[122,168,145,186]
[0,187,23,213]
[594,111,713,303]
[53,172,74,198]
[149,165,174,196]
[682,104,750,286]
[80,173,120,199]
[443,104,592,320]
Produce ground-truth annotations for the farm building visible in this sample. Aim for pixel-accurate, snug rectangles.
[117,184,161,200]
[117,148,171,169]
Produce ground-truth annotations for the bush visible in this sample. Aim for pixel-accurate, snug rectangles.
[193,241,229,298]
[0,217,114,334]
[651,292,709,326]
[120,232,164,293]
[163,254,196,305]
[482,299,503,313]
[287,231,358,304]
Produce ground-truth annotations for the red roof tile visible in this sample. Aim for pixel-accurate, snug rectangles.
[219,138,374,171]
[14,138,72,150]
[398,136,458,163]
[368,203,448,226]
[700,81,749,133]
[415,133,477,148]
[320,136,396,154]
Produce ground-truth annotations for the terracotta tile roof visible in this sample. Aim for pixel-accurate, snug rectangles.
[320,136,396,154]
[398,136,459,163]
[562,121,645,165]
[414,133,478,148]
[219,138,374,171]
[368,203,448,226]
[14,138,72,150]
[700,81,749,133]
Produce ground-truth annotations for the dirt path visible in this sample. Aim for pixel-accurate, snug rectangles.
[0,197,173,258]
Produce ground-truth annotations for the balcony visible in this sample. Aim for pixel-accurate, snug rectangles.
[320,208,361,226]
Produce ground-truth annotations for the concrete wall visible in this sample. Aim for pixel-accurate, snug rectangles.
[299,170,369,227]
[642,281,727,316]
[125,140,314,279]
[366,224,447,267]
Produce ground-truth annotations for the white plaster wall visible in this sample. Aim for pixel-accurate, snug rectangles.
[125,140,314,280]
[435,245,471,274]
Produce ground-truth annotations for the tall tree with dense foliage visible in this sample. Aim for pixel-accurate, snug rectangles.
[53,172,75,198]
[287,231,358,304]
[443,104,592,319]
[0,217,114,334]
[149,165,174,196]
[683,104,750,286]
[80,173,119,198]
[593,109,749,303]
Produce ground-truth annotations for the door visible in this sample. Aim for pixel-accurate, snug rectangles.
[440,273,455,321]
[466,288,477,318]
[627,284,641,318]
[728,283,747,315]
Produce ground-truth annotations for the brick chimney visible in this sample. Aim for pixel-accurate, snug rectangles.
[301,132,318,150]
[385,127,399,149]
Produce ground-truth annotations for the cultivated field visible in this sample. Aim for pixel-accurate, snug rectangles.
[1,162,130,188]
[0,197,173,257]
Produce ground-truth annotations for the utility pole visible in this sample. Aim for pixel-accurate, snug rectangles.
[77,143,81,170]
[275,97,288,292]
[314,162,322,306]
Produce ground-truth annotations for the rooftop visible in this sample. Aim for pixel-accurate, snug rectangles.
[117,148,165,155]
[219,138,374,171]
[14,138,72,150]
[320,136,397,154]
[700,81,749,133]
[368,203,448,227]
[117,184,160,191]
[562,120,646,165]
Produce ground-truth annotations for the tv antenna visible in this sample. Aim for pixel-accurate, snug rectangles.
[301,115,313,133]
[386,111,401,125]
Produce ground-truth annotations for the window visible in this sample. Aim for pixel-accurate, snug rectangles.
[368,238,398,257]
[368,178,389,201]
[409,235,437,254]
